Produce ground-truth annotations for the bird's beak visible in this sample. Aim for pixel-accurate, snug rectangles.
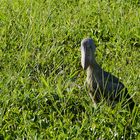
[81,46,89,70]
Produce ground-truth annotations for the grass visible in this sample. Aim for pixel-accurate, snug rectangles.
[0,0,140,139]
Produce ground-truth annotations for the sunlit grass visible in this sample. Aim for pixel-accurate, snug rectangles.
[0,0,140,139]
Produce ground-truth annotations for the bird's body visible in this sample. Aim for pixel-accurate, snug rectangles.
[81,38,134,110]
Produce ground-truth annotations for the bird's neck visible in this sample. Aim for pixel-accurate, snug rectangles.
[86,58,100,80]
[87,56,100,70]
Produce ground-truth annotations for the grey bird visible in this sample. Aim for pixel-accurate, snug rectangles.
[81,38,134,110]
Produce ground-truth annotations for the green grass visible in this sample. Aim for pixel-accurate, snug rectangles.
[0,0,140,139]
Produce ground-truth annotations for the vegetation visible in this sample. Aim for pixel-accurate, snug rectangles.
[0,0,140,139]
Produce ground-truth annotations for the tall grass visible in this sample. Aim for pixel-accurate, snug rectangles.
[0,0,140,139]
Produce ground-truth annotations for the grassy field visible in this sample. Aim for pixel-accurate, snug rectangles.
[0,0,140,139]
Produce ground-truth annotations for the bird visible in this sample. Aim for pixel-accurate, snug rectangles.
[80,38,135,110]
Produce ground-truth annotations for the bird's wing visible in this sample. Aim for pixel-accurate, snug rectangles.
[101,70,125,95]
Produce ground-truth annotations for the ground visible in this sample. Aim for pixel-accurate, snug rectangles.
[0,0,140,139]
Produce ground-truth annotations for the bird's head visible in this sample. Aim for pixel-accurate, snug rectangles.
[81,38,96,70]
